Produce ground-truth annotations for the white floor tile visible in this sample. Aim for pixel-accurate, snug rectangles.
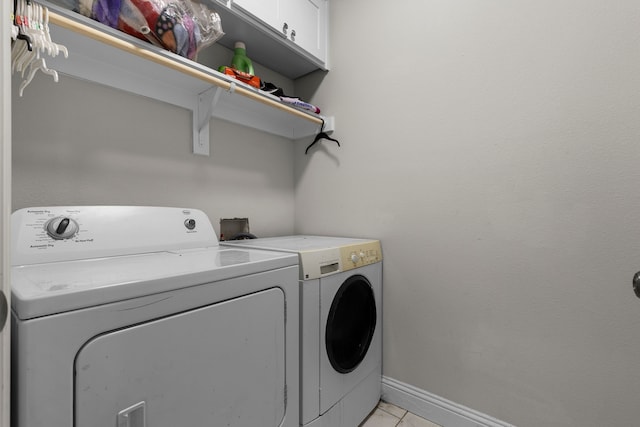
[398,412,442,427]
[378,400,408,419]
[360,407,401,427]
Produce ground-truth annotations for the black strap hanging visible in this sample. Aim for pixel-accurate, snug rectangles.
[305,118,340,155]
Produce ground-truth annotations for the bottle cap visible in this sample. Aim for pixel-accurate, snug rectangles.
[234,41,246,50]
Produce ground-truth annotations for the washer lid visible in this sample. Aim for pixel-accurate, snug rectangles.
[11,247,297,320]
[224,235,376,252]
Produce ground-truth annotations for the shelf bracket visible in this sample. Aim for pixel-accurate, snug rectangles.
[193,86,223,156]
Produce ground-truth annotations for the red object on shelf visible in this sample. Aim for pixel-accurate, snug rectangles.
[220,67,261,89]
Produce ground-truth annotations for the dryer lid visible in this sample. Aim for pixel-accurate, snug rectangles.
[11,246,297,320]
[10,206,298,319]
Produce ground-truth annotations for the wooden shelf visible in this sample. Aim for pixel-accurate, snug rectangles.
[44,5,324,156]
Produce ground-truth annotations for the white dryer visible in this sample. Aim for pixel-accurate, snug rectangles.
[11,206,300,427]
[222,236,382,427]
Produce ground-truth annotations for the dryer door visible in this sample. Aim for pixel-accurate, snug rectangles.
[75,288,286,427]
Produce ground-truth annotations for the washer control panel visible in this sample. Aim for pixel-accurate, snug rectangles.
[339,241,382,272]
[297,240,382,279]
[12,206,217,266]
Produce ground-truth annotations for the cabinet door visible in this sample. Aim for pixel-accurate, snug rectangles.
[280,0,326,62]
[233,0,280,30]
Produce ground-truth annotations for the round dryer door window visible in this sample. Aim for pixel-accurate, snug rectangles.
[325,274,377,374]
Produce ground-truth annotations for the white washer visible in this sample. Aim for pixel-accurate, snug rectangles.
[11,206,300,427]
[222,236,382,427]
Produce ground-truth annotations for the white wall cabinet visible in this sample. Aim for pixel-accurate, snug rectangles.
[233,0,280,30]
[280,0,327,63]
[227,0,328,65]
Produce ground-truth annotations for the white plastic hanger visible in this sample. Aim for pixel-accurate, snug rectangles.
[12,0,35,73]
[11,5,20,41]
[19,57,58,97]
[11,0,68,96]
[43,7,68,58]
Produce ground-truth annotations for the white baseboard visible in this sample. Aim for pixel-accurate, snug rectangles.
[381,376,516,427]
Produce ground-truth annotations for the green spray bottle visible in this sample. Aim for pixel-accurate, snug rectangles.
[231,41,255,75]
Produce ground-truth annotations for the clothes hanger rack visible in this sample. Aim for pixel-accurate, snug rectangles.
[13,0,33,50]
[10,0,68,96]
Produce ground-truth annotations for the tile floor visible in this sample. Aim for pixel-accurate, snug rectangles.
[360,401,442,427]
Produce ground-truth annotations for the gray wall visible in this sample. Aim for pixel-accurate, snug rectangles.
[12,44,297,238]
[294,1,640,426]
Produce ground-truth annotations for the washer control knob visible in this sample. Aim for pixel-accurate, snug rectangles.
[350,253,360,263]
[45,217,79,240]
[184,219,196,230]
